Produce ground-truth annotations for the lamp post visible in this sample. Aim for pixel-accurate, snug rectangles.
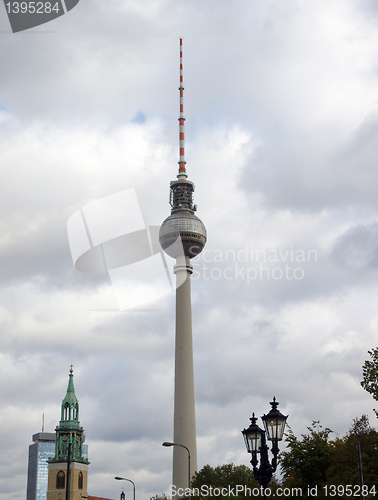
[66,442,72,500]
[242,398,288,496]
[115,477,136,500]
[162,442,191,491]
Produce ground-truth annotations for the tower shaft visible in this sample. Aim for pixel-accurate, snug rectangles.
[173,256,197,490]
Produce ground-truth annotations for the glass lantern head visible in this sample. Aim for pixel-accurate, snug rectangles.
[261,397,288,442]
[242,413,265,453]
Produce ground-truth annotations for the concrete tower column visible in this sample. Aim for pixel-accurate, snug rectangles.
[173,255,197,489]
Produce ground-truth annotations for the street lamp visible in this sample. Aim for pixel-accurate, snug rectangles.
[162,442,191,490]
[115,477,136,500]
[242,398,288,494]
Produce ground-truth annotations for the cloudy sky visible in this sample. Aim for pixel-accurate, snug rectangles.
[1,0,378,498]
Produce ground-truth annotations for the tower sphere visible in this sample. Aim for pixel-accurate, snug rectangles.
[159,210,206,259]
[159,37,206,261]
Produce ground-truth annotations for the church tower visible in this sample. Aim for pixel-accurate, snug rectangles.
[47,367,89,500]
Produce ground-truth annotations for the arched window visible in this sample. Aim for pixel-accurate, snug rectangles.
[56,470,65,489]
[73,403,79,420]
[78,471,83,489]
[64,402,71,420]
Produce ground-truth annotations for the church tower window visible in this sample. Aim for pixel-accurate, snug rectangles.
[78,471,83,489]
[56,470,65,489]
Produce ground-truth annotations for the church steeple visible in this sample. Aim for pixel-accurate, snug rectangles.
[50,366,87,463]
[60,365,80,428]
[47,367,89,500]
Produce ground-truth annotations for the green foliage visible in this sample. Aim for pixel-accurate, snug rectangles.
[191,463,271,499]
[361,348,378,418]
[280,417,378,499]
[150,495,170,500]
[280,421,333,494]
[192,463,254,488]
[327,415,378,494]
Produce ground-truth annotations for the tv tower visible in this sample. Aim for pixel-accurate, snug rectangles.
[159,39,207,491]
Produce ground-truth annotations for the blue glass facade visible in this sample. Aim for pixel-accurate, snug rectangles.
[35,441,55,500]
[27,433,55,500]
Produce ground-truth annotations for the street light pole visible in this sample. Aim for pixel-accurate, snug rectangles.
[115,477,136,500]
[242,398,288,498]
[66,442,72,500]
[162,441,191,491]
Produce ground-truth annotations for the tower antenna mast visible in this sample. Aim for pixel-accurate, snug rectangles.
[178,38,187,179]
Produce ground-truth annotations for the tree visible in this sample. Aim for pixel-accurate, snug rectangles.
[280,417,378,499]
[326,415,378,494]
[280,421,333,497]
[191,463,274,499]
[361,348,378,418]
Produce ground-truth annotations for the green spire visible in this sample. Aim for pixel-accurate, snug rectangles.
[59,365,80,429]
[50,366,89,464]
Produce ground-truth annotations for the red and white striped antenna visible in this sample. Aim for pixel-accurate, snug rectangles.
[178,38,187,179]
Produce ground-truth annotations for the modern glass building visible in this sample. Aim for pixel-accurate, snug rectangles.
[26,431,88,500]
[26,432,55,500]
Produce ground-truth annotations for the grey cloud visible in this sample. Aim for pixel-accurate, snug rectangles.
[331,222,378,271]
